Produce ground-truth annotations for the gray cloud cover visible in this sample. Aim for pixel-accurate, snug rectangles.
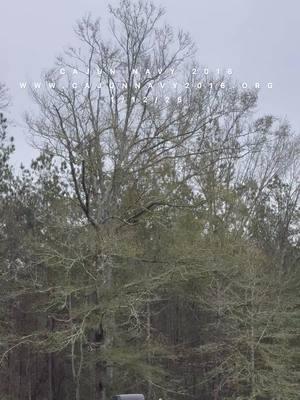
[1,0,299,165]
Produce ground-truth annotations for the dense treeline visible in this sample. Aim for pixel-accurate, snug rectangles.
[0,2,299,399]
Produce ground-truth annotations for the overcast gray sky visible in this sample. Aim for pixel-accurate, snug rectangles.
[1,0,300,166]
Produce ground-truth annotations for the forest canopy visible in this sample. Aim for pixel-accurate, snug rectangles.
[0,1,299,400]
